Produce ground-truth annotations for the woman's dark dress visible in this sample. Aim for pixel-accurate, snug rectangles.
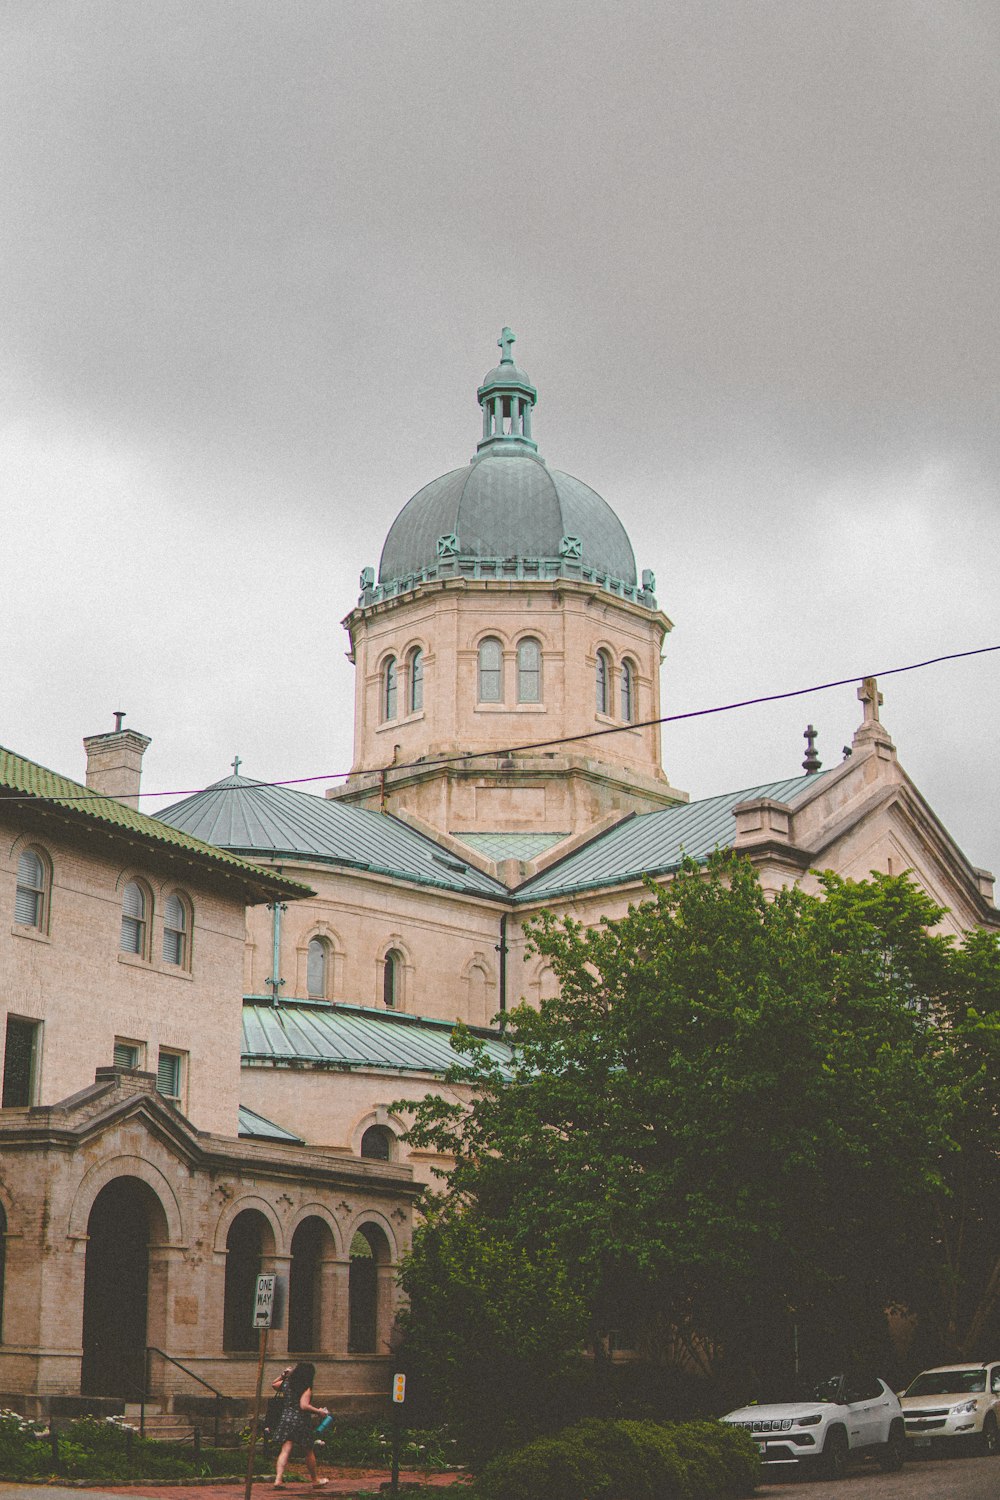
[274,1388,315,1453]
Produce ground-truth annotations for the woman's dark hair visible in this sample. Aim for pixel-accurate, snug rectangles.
[287,1362,315,1400]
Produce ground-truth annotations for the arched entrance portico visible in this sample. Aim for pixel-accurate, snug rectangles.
[81,1177,168,1398]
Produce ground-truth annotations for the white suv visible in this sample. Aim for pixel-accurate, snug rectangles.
[899,1361,1000,1455]
[722,1373,905,1478]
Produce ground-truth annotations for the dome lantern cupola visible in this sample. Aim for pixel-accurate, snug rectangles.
[476,327,538,457]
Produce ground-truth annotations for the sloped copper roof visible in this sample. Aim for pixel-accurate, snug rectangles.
[242,998,512,1075]
[515,772,832,902]
[158,773,510,899]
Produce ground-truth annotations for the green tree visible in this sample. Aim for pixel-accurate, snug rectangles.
[397,856,998,1443]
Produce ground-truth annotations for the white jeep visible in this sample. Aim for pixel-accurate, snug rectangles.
[722,1372,906,1478]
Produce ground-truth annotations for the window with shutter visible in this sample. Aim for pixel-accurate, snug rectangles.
[113,1039,141,1069]
[121,881,147,956]
[163,893,188,967]
[156,1051,182,1102]
[15,848,47,929]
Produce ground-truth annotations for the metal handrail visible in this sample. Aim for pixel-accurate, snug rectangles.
[145,1346,228,1446]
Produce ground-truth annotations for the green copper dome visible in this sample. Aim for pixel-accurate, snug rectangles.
[367,331,656,610]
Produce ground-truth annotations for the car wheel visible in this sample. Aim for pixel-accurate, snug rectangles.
[821,1426,850,1479]
[978,1414,999,1456]
[879,1422,906,1472]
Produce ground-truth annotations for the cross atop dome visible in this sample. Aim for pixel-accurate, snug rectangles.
[476,328,539,457]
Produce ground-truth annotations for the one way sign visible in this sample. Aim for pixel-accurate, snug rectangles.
[253,1274,276,1328]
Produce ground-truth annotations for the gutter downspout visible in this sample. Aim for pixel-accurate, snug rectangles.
[496,913,508,1031]
[267,901,286,1006]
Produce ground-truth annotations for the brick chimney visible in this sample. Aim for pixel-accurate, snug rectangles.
[83,712,151,809]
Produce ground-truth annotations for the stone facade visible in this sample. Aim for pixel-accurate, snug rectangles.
[0,749,418,1419]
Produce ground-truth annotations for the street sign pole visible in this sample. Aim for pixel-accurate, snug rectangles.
[245,1274,276,1500]
[390,1373,405,1496]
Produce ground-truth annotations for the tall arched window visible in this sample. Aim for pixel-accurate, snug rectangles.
[162,892,190,967]
[408,648,424,713]
[517,638,541,703]
[620,660,636,723]
[596,650,612,715]
[15,848,48,931]
[383,949,402,1009]
[382,657,397,721]
[477,637,503,703]
[120,881,149,957]
[307,937,329,999]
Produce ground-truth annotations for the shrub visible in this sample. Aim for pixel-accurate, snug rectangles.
[470,1418,759,1500]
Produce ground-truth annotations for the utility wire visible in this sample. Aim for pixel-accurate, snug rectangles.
[4,643,998,806]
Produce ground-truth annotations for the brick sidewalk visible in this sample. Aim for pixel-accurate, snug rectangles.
[98,1468,470,1498]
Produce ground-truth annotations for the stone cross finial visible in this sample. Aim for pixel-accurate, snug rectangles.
[858,677,884,726]
[498,326,516,362]
[231,755,242,775]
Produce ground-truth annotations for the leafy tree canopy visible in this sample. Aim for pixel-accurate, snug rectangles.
[397,856,1000,1443]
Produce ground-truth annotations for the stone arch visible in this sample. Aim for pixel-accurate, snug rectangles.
[287,1213,339,1354]
[68,1154,184,1244]
[80,1174,172,1397]
[347,1217,397,1355]
[297,921,343,1001]
[212,1193,282,1255]
[221,1205,278,1353]
[529,959,561,1006]
[286,1202,343,1257]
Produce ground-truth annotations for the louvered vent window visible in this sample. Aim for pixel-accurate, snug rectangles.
[120,881,147,955]
[157,1051,181,1102]
[114,1040,141,1069]
[163,893,188,967]
[15,849,46,929]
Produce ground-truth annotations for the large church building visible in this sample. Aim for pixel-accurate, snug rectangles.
[1,331,996,1422]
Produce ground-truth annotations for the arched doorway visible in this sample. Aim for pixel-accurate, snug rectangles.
[81,1177,167,1397]
[288,1217,334,1353]
[222,1209,273,1352]
[348,1223,390,1353]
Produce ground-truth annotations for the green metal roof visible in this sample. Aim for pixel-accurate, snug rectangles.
[242,998,513,1076]
[455,831,570,862]
[237,1105,304,1144]
[0,746,309,902]
[157,774,510,899]
[515,772,833,903]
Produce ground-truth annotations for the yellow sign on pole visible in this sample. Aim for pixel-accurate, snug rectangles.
[392,1373,406,1404]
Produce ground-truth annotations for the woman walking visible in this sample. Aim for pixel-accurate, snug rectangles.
[273,1361,330,1488]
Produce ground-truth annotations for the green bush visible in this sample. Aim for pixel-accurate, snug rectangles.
[470,1418,759,1500]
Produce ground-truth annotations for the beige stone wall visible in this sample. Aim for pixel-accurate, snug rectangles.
[0,813,247,1135]
[245,863,506,1024]
[0,1079,416,1411]
[241,1064,457,1189]
[338,575,680,838]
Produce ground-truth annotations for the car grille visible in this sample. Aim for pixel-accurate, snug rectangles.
[731,1418,794,1433]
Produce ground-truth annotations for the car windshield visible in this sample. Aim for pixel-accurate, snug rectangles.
[810,1376,846,1404]
[906,1369,986,1396]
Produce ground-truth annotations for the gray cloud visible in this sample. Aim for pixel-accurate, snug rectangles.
[1,0,997,870]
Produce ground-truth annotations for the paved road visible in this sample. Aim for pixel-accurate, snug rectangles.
[758,1450,999,1497]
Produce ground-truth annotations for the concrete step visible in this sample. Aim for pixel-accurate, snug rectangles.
[123,1405,198,1443]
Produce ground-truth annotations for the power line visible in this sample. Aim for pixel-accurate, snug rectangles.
[4,644,997,808]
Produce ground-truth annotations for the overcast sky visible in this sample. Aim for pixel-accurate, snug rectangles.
[2,0,998,875]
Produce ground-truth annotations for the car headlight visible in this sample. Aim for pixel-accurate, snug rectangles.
[797,1414,823,1427]
[950,1400,978,1416]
